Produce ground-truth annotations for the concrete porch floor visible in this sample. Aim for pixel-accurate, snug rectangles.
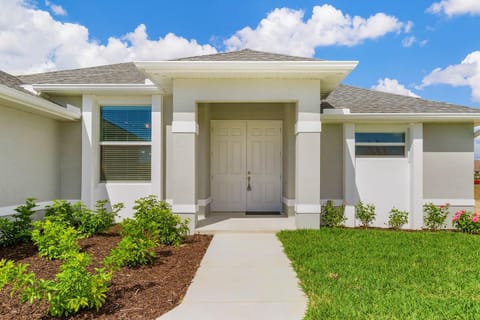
[195,212,296,234]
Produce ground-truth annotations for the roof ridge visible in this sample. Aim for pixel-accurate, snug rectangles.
[172,48,320,61]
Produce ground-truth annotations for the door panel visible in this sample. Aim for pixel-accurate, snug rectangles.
[211,120,282,212]
[246,121,282,212]
[211,121,246,211]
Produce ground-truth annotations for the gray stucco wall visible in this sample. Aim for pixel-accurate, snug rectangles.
[320,124,343,199]
[423,123,474,199]
[59,121,81,199]
[0,104,61,206]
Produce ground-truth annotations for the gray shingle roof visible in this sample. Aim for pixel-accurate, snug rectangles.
[17,62,146,84]
[0,70,25,89]
[322,84,479,113]
[173,49,319,61]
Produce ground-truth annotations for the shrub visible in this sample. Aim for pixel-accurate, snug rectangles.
[0,253,111,317]
[322,201,346,227]
[423,203,449,230]
[104,234,157,269]
[0,198,37,247]
[453,210,480,234]
[31,220,81,260]
[48,252,111,316]
[133,195,189,246]
[388,208,409,229]
[45,200,123,237]
[355,202,376,228]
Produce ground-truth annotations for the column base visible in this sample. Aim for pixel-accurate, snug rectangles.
[295,212,321,229]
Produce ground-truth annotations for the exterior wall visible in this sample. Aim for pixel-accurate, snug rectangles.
[320,124,343,200]
[423,123,474,201]
[0,104,61,206]
[59,121,82,199]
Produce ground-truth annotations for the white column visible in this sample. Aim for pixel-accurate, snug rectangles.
[409,123,423,229]
[343,123,357,227]
[151,95,162,199]
[81,95,96,208]
[171,102,197,232]
[294,110,322,228]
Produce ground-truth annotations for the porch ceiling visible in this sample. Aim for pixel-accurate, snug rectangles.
[134,60,358,98]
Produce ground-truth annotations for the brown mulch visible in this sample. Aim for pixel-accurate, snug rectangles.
[0,226,212,320]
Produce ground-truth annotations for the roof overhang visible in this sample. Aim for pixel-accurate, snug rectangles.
[31,83,161,96]
[134,60,358,98]
[321,112,480,123]
[0,85,80,121]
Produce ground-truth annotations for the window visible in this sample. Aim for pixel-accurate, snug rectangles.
[100,106,151,181]
[355,132,405,156]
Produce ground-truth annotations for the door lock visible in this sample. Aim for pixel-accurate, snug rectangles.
[247,175,252,191]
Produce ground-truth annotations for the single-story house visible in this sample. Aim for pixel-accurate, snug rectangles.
[1,49,479,231]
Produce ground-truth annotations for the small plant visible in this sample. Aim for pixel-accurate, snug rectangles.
[355,202,376,228]
[0,253,112,317]
[388,208,409,229]
[322,201,346,227]
[105,235,157,269]
[45,199,123,237]
[423,203,449,230]
[0,198,37,247]
[48,252,112,316]
[453,210,480,234]
[31,220,81,260]
[133,195,189,246]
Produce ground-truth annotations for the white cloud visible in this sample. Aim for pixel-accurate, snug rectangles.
[225,5,409,57]
[427,0,480,16]
[418,51,480,101]
[0,0,217,74]
[372,78,420,97]
[45,0,66,16]
[402,36,416,47]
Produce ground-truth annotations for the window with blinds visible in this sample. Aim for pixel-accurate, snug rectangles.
[100,106,151,181]
[355,132,406,156]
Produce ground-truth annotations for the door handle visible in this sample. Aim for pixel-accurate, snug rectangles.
[247,176,252,191]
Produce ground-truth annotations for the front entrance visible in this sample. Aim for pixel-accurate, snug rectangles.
[211,120,282,212]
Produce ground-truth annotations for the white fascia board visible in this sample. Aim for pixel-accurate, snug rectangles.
[321,113,480,122]
[134,60,359,78]
[32,83,161,95]
[0,85,80,120]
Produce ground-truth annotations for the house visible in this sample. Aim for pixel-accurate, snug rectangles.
[1,49,478,230]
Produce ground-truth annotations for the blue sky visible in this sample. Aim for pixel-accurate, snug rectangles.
[4,0,477,108]
[2,0,480,155]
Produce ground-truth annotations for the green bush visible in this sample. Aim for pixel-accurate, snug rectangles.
[321,201,346,227]
[133,195,189,246]
[0,198,37,247]
[0,253,111,317]
[31,220,81,260]
[423,202,449,230]
[45,199,123,237]
[355,202,376,228]
[104,234,157,269]
[48,252,111,316]
[388,208,409,229]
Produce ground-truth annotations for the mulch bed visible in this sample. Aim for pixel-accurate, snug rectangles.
[0,226,212,320]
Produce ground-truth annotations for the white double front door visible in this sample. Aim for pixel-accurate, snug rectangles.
[211,120,282,212]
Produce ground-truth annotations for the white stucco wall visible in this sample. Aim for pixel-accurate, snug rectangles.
[0,104,61,206]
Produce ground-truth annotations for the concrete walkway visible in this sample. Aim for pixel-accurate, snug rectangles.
[158,233,307,320]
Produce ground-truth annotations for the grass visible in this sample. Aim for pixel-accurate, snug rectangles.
[277,228,480,320]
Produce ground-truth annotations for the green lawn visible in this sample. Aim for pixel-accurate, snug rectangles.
[277,228,480,320]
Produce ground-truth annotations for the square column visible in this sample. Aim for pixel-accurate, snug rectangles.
[81,95,97,208]
[151,95,163,199]
[409,123,423,229]
[295,110,322,228]
[343,123,357,227]
[171,106,198,232]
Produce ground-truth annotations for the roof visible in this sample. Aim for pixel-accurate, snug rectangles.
[323,84,479,113]
[0,70,31,94]
[18,62,146,84]
[173,48,319,61]
[13,49,479,114]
